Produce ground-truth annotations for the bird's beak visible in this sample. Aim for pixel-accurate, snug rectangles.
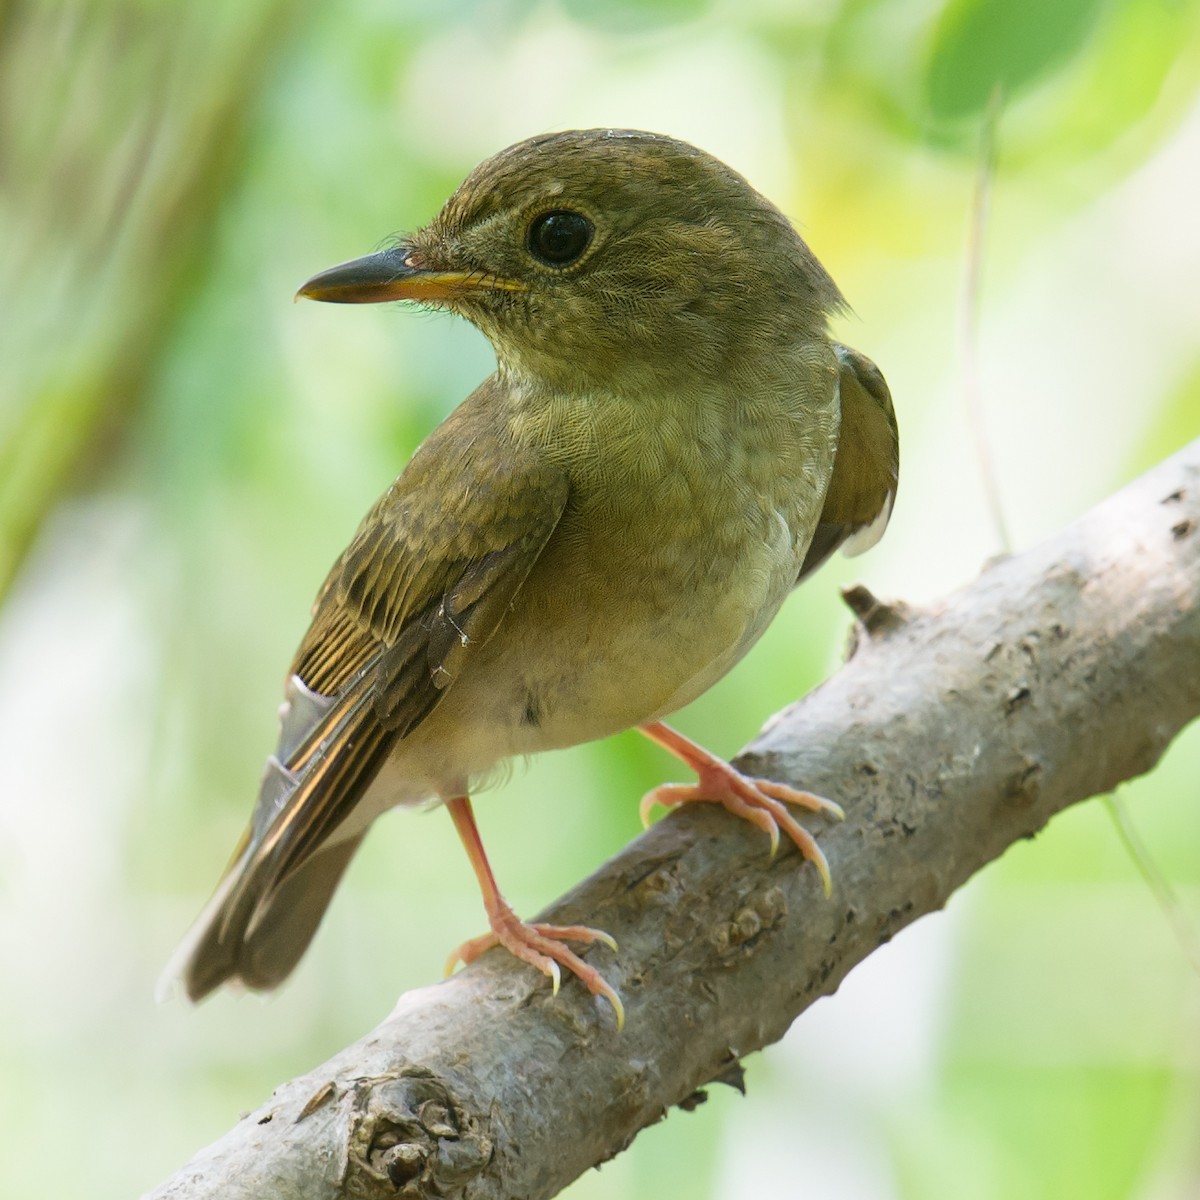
[295,247,525,304]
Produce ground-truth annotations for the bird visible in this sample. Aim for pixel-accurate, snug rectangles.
[161,128,897,1028]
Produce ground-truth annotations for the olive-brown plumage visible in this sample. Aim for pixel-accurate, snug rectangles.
[163,129,897,1022]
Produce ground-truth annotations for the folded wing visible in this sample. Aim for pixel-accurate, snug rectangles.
[797,343,898,582]
[165,390,570,999]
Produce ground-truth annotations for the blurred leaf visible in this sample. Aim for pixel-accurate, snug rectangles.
[924,0,1107,122]
[818,0,1200,171]
[1037,0,1200,160]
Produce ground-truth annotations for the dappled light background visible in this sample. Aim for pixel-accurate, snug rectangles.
[2,1,1200,1197]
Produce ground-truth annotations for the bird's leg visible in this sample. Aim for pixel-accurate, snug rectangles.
[443,794,624,1027]
[637,721,843,894]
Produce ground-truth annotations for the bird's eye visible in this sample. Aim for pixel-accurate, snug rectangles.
[527,210,593,267]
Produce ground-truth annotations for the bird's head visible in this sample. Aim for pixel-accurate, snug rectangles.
[298,129,843,394]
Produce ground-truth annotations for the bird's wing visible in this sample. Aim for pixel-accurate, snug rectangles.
[175,391,570,998]
[797,343,898,583]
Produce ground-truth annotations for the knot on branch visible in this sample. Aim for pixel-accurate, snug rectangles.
[344,1070,492,1198]
[840,584,911,645]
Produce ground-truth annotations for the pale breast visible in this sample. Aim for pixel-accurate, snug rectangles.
[494,357,838,743]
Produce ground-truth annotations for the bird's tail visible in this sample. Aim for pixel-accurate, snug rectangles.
[157,662,398,1004]
[157,826,367,1003]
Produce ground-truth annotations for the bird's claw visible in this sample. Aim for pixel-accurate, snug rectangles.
[446,913,624,1028]
[640,764,842,895]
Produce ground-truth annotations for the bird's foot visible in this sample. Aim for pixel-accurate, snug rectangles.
[446,903,624,1029]
[638,723,843,894]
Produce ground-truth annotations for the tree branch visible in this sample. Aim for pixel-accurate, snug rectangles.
[145,439,1200,1200]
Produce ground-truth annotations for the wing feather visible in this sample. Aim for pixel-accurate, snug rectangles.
[173,380,570,999]
[797,343,898,582]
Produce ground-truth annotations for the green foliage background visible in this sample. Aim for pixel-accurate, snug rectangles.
[1,1,1199,1197]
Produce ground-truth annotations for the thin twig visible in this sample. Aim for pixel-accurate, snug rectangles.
[959,84,1012,554]
[1104,793,1200,980]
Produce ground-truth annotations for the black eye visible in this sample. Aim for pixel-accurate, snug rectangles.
[527,210,593,267]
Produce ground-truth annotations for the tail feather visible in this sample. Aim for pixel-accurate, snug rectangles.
[159,831,368,1002]
[159,674,395,1003]
[156,845,247,1004]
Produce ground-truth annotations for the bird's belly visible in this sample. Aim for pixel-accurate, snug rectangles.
[358,518,799,816]
[447,504,801,754]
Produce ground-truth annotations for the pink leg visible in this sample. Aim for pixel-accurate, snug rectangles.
[443,794,624,1028]
[638,721,843,894]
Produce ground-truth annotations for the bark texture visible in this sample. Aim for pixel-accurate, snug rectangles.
[146,439,1200,1200]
